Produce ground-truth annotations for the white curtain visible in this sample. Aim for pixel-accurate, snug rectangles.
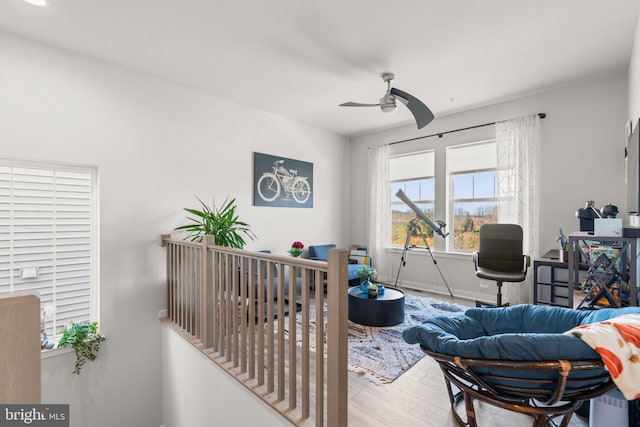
[367,145,391,282]
[496,114,541,305]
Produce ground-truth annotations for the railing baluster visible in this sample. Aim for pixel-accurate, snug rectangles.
[173,243,178,323]
[194,247,199,340]
[225,253,232,361]
[277,263,285,401]
[202,237,213,349]
[232,255,239,367]
[220,252,226,355]
[257,258,265,386]
[301,267,310,419]
[266,261,275,393]
[178,246,185,327]
[248,256,256,379]
[196,246,200,337]
[288,264,297,409]
[240,256,247,373]
[188,246,193,334]
[315,269,325,427]
[165,242,173,320]
[212,251,219,353]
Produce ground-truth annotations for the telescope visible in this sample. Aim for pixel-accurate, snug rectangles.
[395,189,448,238]
[393,188,453,298]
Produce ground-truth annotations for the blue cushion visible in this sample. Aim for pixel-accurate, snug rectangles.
[464,304,587,335]
[463,304,640,335]
[402,304,640,393]
[578,306,640,324]
[403,304,640,362]
[308,244,336,261]
[402,312,598,361]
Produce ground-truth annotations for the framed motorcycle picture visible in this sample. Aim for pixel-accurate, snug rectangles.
[253,152,313,208]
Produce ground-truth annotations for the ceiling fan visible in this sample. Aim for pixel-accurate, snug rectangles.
[339,72,435,129]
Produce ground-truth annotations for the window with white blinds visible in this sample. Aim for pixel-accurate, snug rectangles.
[0,161,98,341]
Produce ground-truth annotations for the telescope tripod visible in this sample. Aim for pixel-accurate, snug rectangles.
[394,217,454,298]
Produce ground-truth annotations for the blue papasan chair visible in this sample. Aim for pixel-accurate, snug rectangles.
[403,304,640,427]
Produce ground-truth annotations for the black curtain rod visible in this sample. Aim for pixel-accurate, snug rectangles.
[388,112,546,146]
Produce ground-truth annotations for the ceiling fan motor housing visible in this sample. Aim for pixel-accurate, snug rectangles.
[380,93,396,113]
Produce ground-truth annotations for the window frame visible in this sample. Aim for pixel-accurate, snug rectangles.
[0,158,99,344]
[388,131,504,254]
[389,150,435,248]
[445,140,499,253]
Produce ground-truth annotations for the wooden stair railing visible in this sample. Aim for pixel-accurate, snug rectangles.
[161,235,348,426]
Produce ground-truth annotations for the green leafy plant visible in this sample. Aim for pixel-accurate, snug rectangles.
[355,265,377,280]
[175,196,256,248]
[57,321,106,375]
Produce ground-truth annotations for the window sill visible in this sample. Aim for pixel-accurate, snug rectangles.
[387,246,473,260]
[41,345,74,360]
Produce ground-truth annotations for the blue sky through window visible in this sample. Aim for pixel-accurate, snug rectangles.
[391,178,434,203]
[453,171,496,200]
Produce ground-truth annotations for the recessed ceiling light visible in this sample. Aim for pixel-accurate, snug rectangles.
[23,0,47,6]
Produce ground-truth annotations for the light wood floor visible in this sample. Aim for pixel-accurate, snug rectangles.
[345,289,589,427]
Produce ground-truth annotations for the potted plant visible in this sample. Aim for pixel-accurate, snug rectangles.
[288,241,304,257]
[57,321,106,375]
[355,266,377,294]
[175,196,256,248]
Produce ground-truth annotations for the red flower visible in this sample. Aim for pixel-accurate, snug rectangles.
[291,241,304,249]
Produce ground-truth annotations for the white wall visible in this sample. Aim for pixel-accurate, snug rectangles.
[161,325,290,427]
[0,30,348,427]
[349,74,629,302]
[629,11,640,123]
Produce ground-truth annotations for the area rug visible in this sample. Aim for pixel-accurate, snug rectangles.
[285,293,468,385]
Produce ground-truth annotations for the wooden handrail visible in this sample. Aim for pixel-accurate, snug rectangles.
[161,236,348,426]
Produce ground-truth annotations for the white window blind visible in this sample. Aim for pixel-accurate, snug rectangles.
[0,162,97,339]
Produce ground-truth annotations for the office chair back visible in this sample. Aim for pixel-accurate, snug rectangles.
[477,224,524,273]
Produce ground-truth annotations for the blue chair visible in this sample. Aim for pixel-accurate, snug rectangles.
[403,304,640,427]
[308,244,371,286]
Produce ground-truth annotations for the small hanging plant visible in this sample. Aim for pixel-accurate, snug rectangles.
[58,321,106,375]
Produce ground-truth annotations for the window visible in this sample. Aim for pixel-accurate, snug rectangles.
[447,141,498,252]
[390,151,435,248]
[0,161,98,342]
[388,137,504,253]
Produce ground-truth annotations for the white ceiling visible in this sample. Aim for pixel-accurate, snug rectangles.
[1,0,639,137]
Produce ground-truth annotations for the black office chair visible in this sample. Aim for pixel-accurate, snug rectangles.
[472,224,530,307]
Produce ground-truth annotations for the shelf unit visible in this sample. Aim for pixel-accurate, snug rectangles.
[533,258,588,307]
[568,232,639,309]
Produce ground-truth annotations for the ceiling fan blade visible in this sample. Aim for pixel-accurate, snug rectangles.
[390,87,435,129]
[339,102,381,107]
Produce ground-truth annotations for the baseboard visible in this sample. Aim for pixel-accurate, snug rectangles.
[397,281,491,304]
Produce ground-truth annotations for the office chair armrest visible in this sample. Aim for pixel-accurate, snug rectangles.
[472,252,479,271]
[523,254,531,273]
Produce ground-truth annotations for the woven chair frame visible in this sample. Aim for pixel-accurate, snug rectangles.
[423,347,615,427]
